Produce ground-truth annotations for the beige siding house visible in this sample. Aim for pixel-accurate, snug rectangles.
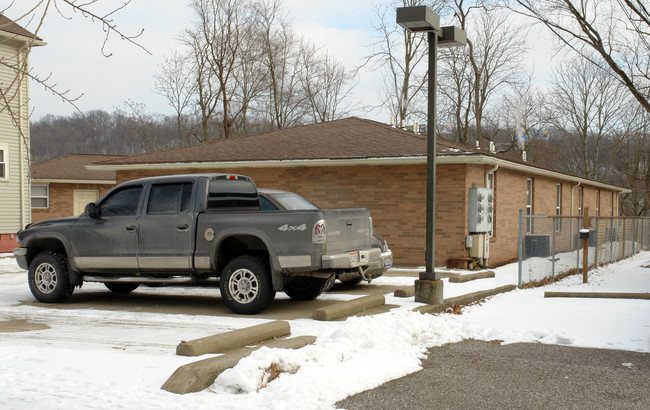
[0,15,45,252]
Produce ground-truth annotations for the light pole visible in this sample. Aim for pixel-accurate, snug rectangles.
[396,6,466,304]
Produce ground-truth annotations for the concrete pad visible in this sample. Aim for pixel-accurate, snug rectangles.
[162,335,316,394]
[0,319,50,333]
[394,286,415,298]
[544,292,650,300]
[176,320,290,356]
[414,279,444,304]
[313,294,385,321]
[448,270,496,283]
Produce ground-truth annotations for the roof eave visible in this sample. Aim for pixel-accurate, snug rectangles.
[87,154,630,193]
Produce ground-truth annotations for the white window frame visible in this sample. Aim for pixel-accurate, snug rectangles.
[526,178,533,233]
[31,184,50,209]
[0,146,7,180]
[556,183,562,231]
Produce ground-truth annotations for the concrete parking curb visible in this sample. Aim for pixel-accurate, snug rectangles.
[414,285,517,314]
[313,294,386,321]
[394,286,415,298]
[544,291,650,300]
[176,320,291,356]
[448,270,495,283]
[162,335,316,394]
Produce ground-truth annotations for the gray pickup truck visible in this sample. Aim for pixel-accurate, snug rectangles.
[14,173,392,314]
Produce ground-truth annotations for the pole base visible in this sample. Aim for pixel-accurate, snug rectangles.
[414,279,444,305]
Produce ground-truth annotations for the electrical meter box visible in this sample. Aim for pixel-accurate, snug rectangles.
[469,187,493,233]
[469,233,490,258]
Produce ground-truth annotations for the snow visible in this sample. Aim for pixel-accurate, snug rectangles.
[1,252,649,409]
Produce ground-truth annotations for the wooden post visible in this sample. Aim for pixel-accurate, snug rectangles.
[583,208,590,284]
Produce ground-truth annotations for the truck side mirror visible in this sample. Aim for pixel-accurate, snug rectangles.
[85,203,98,218]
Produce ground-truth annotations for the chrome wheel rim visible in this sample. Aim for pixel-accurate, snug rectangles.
[35,262,57,294]
[228,268,258,304]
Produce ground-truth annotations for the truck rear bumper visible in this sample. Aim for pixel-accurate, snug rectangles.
[13,247,28,270]
[322,248,383,270]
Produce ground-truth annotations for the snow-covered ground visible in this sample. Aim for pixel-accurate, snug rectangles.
[1,252,648,409]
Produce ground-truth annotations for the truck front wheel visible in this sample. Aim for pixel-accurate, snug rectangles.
[283,276,330,301]
[28,252,75,303]
[220,255,275,314]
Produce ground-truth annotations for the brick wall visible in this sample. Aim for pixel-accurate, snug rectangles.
[115,164,620,268]
[32,183,114,223]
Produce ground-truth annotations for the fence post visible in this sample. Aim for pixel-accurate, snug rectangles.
[518,209,523,288]
[622,218,627,259]
[582,208,590,284]
[594,218,599,267]
[610,217,615,264]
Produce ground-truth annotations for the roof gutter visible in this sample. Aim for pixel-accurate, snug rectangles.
[87,154,630,194]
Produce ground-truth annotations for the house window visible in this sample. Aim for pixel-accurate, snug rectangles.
[31,184,49,208]
[555,183,562,231]
[0,146,6,179]
[526,178,533,233]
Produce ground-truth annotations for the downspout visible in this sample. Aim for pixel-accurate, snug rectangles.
[485,163,498,187]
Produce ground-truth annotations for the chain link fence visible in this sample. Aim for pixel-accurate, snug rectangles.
[517,211,650,287]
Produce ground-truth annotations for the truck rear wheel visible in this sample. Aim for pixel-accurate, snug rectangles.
[283,276,329,301]
[220,255,275,314]
[28,252,75,303]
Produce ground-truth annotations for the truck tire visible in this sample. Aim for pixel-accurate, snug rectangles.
[28,252,75,303]
[283,276,329,301]
[105,283,140,294]
[220,255,275,314]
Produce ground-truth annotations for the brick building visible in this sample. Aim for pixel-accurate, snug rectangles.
[85,117,626,267]
[30,154,120,223]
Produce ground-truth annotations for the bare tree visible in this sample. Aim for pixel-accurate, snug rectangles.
[299,41,356,123]
[438,2,528,144]
[255,0,306,129]
[511,0,650,114]
[363,0,434,127]
[154,51,197,147]
[547,56,630,180]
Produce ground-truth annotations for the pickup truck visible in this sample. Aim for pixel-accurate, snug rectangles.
[14,173,392,314]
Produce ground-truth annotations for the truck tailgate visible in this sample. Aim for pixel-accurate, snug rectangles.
[322,208,372,253]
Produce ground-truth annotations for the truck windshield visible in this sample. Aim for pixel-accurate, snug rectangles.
[269,192,318,210]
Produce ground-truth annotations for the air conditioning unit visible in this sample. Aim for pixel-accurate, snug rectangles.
[524,234,551,258]
[469,187,493,233]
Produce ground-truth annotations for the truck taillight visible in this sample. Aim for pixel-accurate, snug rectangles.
[312,220,326,244]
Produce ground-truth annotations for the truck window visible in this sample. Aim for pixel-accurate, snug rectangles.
[147,183,193,214]
[207,179,260,210]
[99,186,143,216]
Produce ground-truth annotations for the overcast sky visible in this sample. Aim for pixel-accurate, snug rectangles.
[11,0,555,124]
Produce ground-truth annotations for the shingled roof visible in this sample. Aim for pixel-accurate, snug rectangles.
[32,154,123,183]
[93,117,479,166]
[0,14,44,43]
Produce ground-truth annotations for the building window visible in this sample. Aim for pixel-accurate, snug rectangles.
[0,146,6,179]
[578,186,583,217]
[526,178,533,233]
[556,183,562,231]
[31,184,49,208]
[487,171,495,237]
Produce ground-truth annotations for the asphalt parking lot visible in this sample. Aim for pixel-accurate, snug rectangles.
[337,339,650,410]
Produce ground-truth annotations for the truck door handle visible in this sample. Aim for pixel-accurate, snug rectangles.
[177,224,190,232]
[125,225,137,232]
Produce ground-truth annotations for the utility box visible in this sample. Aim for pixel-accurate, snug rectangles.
[468,233,490,258]
[469,187,493,233]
